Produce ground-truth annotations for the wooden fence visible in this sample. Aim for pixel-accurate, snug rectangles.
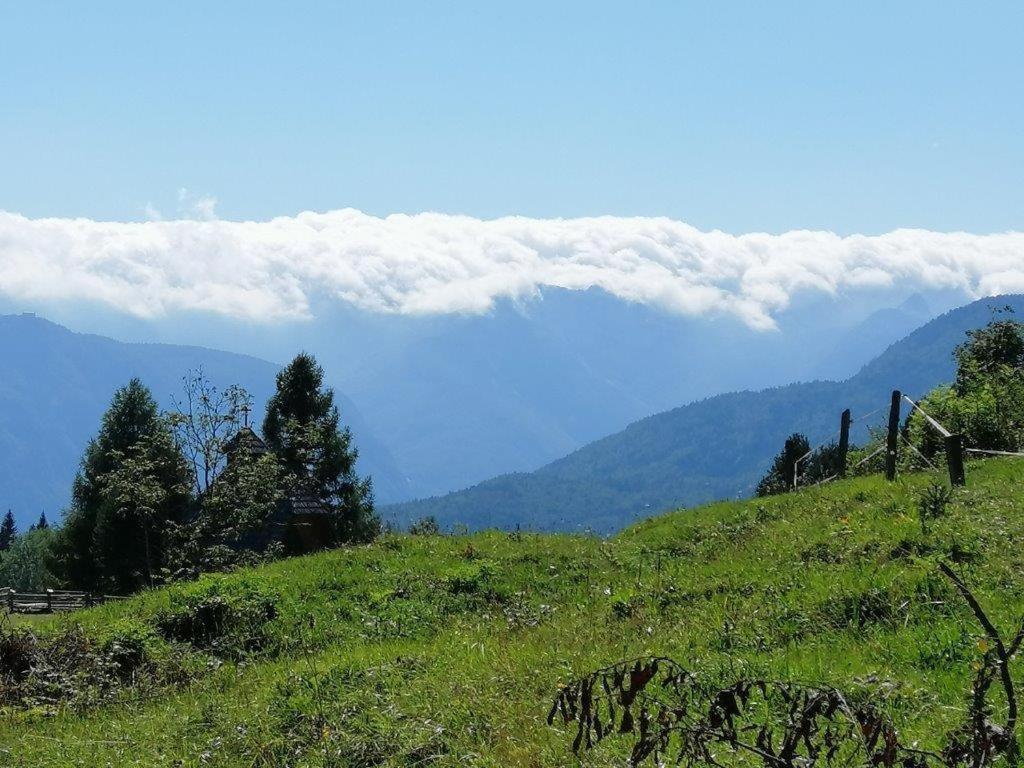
[2,588,125,614]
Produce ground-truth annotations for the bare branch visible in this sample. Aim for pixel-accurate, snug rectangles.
[939,561,1018,739]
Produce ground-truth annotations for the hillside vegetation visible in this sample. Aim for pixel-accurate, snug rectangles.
[3,458,1024,766]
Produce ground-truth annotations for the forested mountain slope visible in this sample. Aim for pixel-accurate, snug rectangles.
[386,294,1024,532]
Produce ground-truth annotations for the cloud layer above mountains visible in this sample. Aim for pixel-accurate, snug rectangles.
[1,209,1022,330]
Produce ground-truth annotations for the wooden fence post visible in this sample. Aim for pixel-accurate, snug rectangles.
[46,588,53,613]
[946,434,966,487]
[6,588,13,613]
[885,390,902,481]
[838,408,852,477]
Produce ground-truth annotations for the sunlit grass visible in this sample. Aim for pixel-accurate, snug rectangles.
[2,459,1023,766]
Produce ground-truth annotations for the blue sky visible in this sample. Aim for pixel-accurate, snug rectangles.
[2,2,1022,234]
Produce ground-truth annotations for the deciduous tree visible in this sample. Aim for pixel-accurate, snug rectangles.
[52,379,193,592]
[168,369,253,495]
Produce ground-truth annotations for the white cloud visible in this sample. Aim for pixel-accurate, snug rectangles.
[0,208,1020,329]
[176,188,219,220]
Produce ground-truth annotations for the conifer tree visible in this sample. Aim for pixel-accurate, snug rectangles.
[756,433,811,497]
[263,353,378,543]
[52,379,193,592]
[0,510,16,551]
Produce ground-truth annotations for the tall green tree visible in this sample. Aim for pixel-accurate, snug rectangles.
[263,353,378,543]
[52,379,193,592]
[96,429,192,589]
[0,510,16,551]
[163,372,283,574]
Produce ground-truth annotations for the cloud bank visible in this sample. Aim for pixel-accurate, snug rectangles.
[1,208,1022,330]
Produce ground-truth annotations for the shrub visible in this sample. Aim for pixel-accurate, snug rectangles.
[101,620,156,682]
[610,593,642,620]
[904,317,1024,465]
[0,621,164,709]
[155,579,278,656]
[824,586,900,629]
[444,562,494,595]
[0,627,36,684]
[409,516,441,536]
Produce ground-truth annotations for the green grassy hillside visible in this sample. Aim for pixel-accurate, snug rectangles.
[4,459,1024,766]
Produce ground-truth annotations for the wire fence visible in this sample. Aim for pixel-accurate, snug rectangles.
[792,388,1021,491]
[792,406,888,489]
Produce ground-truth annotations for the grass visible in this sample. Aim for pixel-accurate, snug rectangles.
[3,459,1024,766]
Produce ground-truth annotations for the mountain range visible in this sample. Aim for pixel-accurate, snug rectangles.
[0,288,991,532]
[384,294,1024,532]
[14,286,946,502]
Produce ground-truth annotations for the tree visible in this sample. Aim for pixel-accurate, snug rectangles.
[905,316,1024,464]
[96,429,192,589]
[954,310,1024,394]
[802,442,844,484]
[0,510,16,551]
[168,444,284,576]
[263,353,378,543]
[755,433,810,496]
[168,369,253,495]
[29,512,48,531]
[51,379,193,592]
[0,527,57,592]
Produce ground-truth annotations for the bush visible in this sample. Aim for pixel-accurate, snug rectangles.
[101,620,156,682]
[0,627,36,684]
[904,317,1024,465]
[823,586,901,629]
[409,516,441,536]
[443,562,495,595]
[155,579,278,656]
[0,621,161,709]
[756,433,810,496]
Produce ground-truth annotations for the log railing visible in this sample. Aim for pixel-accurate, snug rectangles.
[2,588,125,614]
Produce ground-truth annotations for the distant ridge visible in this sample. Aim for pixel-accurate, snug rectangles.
[0,315,408,528]
[384,294,1024,533]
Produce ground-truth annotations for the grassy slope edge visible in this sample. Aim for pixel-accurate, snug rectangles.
[3,458,1024,766]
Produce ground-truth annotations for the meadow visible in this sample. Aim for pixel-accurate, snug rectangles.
[3,458,1024,766]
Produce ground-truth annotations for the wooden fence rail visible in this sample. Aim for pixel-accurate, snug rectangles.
[2,588,125,615]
